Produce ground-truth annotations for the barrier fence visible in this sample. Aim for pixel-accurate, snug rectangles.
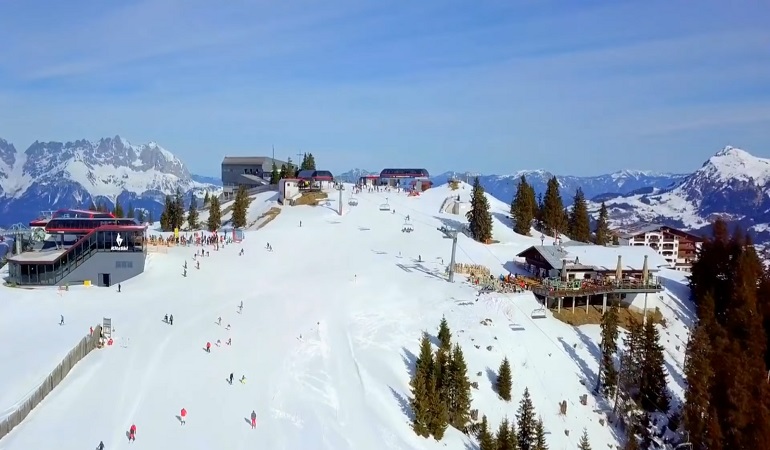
[0,325,102,440]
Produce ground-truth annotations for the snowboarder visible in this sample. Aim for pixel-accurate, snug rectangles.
[118,284,121,293]
[206,342,211,353]
[226,324,231,330]
[164,314,168,323]
[217,317,222,325]
[196,260,200,270]
[250,410,257,429]
[59,315,64,326]
[229,373,234,385]
[240,375,246,384]
[128,424,136,442]
[184,261,187,269]
[226,337,232,346]
[97,441,105,450]
[169,314,174,325]
[180,408,187,425]
[216,339,221,347]
[183,268,187,277]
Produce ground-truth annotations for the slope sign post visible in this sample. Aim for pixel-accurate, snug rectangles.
[336,184,344,216]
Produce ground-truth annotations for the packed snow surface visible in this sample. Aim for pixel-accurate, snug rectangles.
[0,182,693,450]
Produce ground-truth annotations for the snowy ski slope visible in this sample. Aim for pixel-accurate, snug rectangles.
[0,182,693,450]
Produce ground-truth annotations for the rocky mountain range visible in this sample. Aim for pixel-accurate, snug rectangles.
[0,136,218,226]
[585,146,770,243]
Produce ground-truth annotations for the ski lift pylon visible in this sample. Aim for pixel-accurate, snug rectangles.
[379,198,390,211]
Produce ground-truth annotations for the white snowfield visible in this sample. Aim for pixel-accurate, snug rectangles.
[0,182,693,450]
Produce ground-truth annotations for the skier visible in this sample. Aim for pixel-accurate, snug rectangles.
[229,373,234,385]
[59,315,64,326]
[240,375,246,384]
[97,441,105,450]
[169,314,174,325]
[129,424,136,442]
[250,410,257,429]
[164,314,168,323]
[226,337,232,346]
[299,220,302,227]
[118,284,121,293]
[196,260,200,270]
[206,342,211,353]
[216,339,221,347]
[184,260,187,269]
[217,317,222,325]
[180,408,187,425]
[226,324,231,330]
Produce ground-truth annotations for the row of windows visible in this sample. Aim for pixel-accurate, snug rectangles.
[46,218,138,231]
[380,168,430,177]
[116,260,134,269]
[52,210,113,219]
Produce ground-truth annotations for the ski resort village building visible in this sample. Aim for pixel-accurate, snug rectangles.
[4,209,146,287]
[297,170,335,189]
[515,242,667,312]
[221,156,287,200]
[616,223,704,272]
[358,168,432,190]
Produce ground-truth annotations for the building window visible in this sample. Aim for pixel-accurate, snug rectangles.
[116,260,134,269]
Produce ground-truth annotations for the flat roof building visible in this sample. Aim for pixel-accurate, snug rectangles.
[221,156,287,200]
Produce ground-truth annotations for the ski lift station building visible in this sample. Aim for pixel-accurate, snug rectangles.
[359,168,432,190]
[221,156,287,200]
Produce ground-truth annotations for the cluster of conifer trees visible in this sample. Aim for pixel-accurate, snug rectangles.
[410,317,473,440]
[509,175,614,245]
[268,153,317,184]
[682,219,770,449]
[88,198,152,223]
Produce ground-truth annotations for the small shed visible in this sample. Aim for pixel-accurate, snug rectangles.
[279,179,301,204]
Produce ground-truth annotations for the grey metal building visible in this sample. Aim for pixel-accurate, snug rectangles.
[221,156,287,200]
[5,226,147,287]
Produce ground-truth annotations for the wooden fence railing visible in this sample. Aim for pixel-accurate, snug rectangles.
[0,325,102,440]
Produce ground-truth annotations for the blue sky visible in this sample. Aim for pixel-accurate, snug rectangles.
[1,0,769,177]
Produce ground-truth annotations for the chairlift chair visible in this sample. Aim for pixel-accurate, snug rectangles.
[402,218,414,233]
[531,299,547,319]
[379,198,391,211]
[348,196,359,206]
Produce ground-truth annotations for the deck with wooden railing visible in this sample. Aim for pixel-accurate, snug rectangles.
[527,277,663,298]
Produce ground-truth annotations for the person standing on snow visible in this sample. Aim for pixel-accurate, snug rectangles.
[59,315,64,326]
[97,441,105,450]
[169,314,173,325]
[250,410,257,429]
[180,408,187,425]
[129,424,136,442]
[229,373,234,384]
[206,342,211,353]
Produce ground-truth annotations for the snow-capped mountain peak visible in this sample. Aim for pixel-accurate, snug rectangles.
[701,145,770,185]
[0,135,219,226]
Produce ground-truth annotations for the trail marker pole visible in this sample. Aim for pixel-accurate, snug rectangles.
[438,227,459,282]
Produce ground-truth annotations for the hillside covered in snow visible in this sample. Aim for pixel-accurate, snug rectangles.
[0,182,694,450]
[0,135,219,226]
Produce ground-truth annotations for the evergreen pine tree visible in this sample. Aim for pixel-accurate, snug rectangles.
[306,153,316,170]
[612,234,619,245]
[160,195,172,231]
[577,428,592,450]
[593,202,611,245]
[438,316,452,353]
[533,418,548,450]
[127,202,135,220]
[599,306,620,397]
[495,417,515,450]
[541,177,565,236]
[279,164,288,179]
[270,162,280,184]
[148,210,154,225]
[511,176,536,235]
[619,319,644,398]
[622,427,639,450]
[516,387,536,450]
[477,415,496,450]
[113,199,124,218]
[496,357,513,401]
[639,319,670,413]
[509,418,520,450]
[447,343,472,430]
[231,185,249,228]
[137,209,146,223]
[203,191,210,206]
[173,187,184,230]
[428,370,449,440]
[567,188,591,242]
[410,333,434,438]
[682,317,714,450]
[187,194,199,230]
[207,196,221,232]
[466,177,493,243]
[534,193,544,231]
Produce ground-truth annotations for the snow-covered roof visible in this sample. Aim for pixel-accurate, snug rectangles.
[518,243,668,272]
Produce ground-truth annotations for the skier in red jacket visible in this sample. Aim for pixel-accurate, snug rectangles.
[129,423,137,442]
[180,408,187,425]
